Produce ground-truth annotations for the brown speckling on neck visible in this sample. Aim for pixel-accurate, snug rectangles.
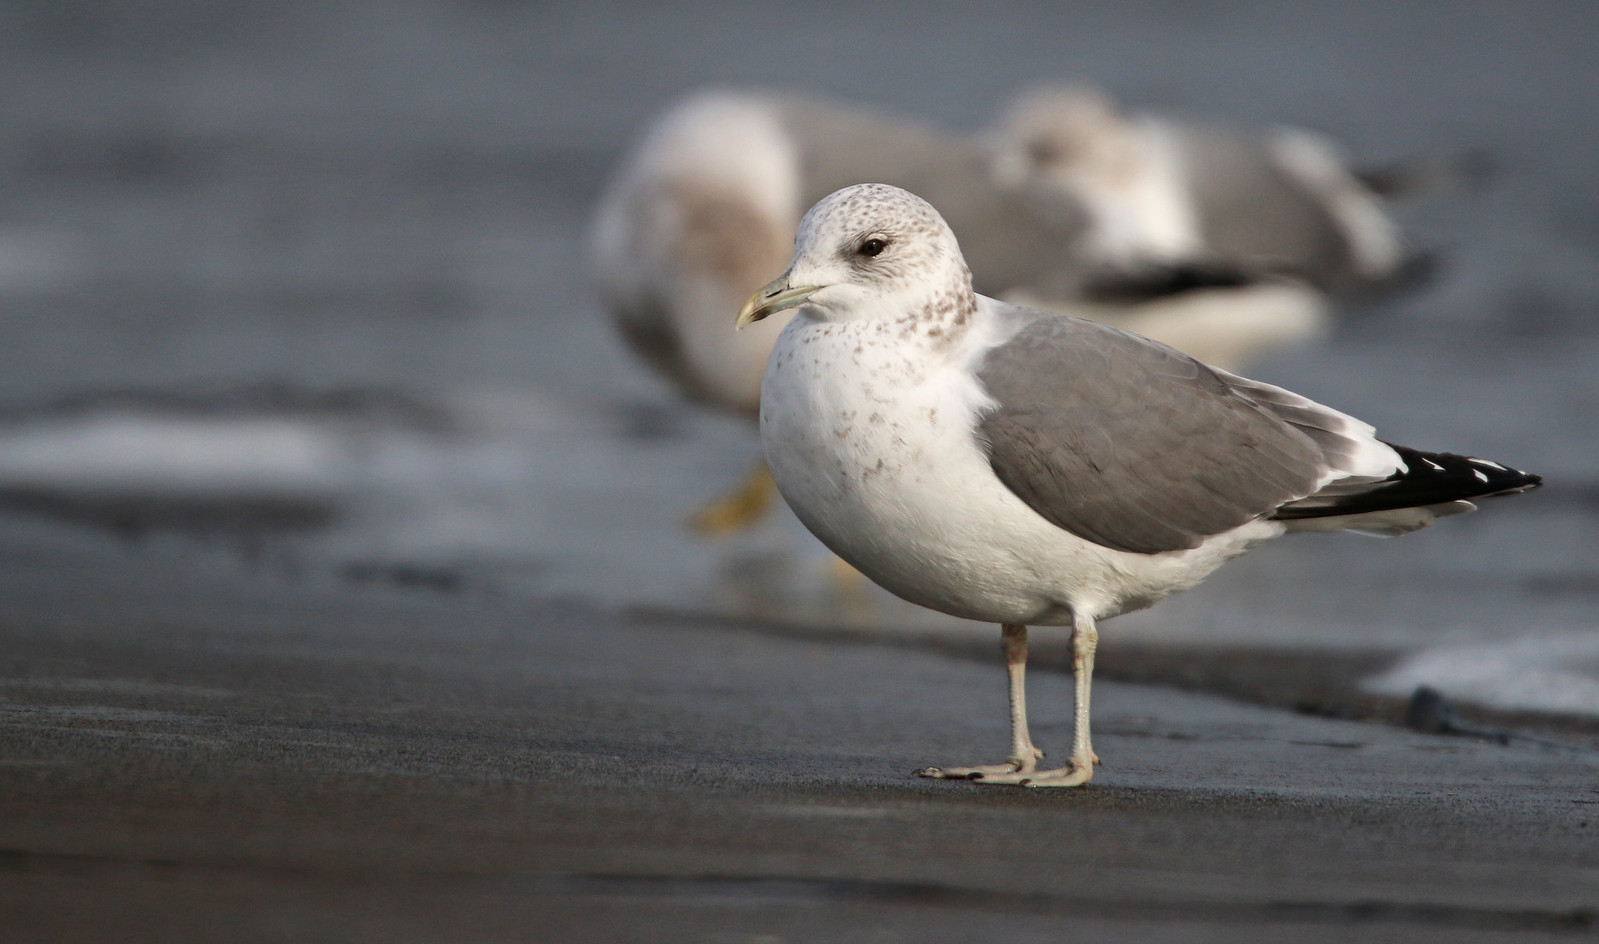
[914,262,977,344]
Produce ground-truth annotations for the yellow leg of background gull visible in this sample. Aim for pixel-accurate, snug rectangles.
[689,461,777,536]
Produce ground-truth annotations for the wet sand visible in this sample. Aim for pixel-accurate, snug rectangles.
[2,528,1596,941]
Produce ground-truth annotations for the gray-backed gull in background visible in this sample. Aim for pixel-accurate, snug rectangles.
[738,183,1538,787]
[591,90,1326,532]
[989,83,1410,293]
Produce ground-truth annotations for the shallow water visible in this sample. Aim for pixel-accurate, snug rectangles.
[0,0,1595,713]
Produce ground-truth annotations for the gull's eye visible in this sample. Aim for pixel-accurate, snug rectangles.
[857,237,888,258]
[1028,138,1062,165]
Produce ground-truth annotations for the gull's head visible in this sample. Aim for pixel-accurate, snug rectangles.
[737,183,973,328]
[988,84,1139,189]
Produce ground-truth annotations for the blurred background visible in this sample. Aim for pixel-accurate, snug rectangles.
[0,0,1595,715]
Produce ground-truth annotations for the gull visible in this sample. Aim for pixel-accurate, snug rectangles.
[738,183,1539,787]
[989,83,1411,292]
[592,90,1326,533]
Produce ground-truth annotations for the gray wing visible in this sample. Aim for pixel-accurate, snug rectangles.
[976,313,1325,554]
[1181,126,1354,287]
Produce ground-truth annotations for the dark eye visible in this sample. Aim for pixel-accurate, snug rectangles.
[857,237,888,258]
[1028,139,1062,164]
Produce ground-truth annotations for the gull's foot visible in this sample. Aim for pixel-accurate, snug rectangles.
[917,759,1091,789]
[916,762,1025,781]
[915,748,1043,782]
[1012,763,1093,788]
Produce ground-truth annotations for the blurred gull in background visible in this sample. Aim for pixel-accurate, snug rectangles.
[988,82,1414,294]
[592,88,1345,406]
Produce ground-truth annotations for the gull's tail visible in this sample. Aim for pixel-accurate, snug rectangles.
[1271,444,1541,536]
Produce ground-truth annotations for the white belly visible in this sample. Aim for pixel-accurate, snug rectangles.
[759,316,1280,625]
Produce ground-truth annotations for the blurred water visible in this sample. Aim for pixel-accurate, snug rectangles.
[0,0,1595,713]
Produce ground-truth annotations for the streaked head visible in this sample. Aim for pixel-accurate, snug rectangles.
[737,183,973,328]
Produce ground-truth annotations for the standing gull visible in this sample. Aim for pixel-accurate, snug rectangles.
[738,184,1539,787]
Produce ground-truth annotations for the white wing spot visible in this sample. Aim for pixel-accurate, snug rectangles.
[1472,469,1489,483]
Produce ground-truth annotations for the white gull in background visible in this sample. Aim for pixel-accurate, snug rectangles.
[590,90,1327,530]
[738,183,1539,787]
[989,83,1410,293]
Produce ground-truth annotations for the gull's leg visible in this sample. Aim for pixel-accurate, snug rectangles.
[1068,612,1100,771]
[1002,624,1045,768]
[916,623,1044,781]
[928,614,1098,788]
[689,460,776,536]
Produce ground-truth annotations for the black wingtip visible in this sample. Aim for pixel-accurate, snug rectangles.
[1272,444,1540,522]
[1391,445,1543,499]
[1079,262,1260,303]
